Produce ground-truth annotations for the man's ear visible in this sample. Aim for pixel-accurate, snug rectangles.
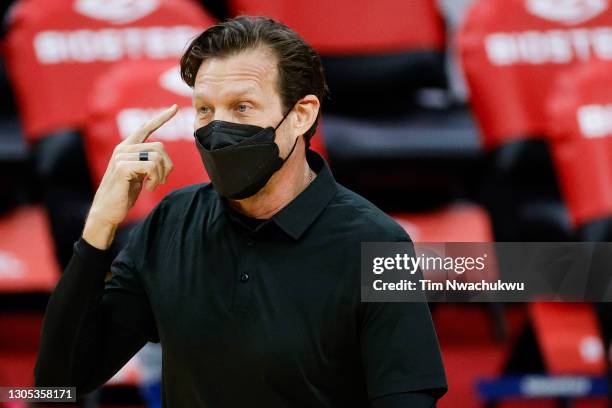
[292,95,320,137]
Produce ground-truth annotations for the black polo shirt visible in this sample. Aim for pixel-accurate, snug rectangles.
[36,150,447,407]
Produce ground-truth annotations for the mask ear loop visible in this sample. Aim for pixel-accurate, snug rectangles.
[282,134,300,162]
[274,107,293,130]
[274,107,300,162]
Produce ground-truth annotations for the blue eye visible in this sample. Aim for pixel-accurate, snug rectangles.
[237,104,249,113]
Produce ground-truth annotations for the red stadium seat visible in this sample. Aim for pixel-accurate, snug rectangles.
[0,205,59,293]
[457,0,612,240]
[229,0,445,55]
[460,0,612,149]
[3,0,215,141]
[547,61,612,229]
[391,203,493,243]
[84,61,209,225]
[529,303,606,375]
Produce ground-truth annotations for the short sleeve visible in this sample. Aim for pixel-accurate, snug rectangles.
[359,237,447,400]
[103,199,169,343]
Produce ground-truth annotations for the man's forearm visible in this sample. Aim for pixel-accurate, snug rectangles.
[34,238,112,388]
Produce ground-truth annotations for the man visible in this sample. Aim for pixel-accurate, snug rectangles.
[35,16,447,407]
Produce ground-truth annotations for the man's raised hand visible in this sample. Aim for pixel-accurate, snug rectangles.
[83,104,178,250]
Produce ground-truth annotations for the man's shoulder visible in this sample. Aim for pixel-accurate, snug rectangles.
[324,183,411,242]
[157,182,215,216]
[164,182,212,201]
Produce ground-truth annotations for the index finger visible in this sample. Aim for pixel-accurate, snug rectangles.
[124,104,178,145]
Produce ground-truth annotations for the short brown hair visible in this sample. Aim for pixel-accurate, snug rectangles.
[180,16,328,146]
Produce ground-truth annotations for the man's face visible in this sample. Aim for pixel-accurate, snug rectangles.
[192,47,294,155]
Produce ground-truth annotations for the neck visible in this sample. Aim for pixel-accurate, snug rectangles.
[228,140,314,219]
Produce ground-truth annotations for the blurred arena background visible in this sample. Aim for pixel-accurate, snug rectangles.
[0,0,611,407]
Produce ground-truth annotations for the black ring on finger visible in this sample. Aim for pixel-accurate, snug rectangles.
[139,151,149,161]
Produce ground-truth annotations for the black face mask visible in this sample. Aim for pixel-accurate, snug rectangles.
[193,109,298,200]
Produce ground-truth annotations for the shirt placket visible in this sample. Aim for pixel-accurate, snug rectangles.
[232,231,257,313]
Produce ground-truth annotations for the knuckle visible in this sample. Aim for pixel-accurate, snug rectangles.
[140,120,152,130]
[115,152,127,161]
[133,129,147,140]
[115,161,127,172]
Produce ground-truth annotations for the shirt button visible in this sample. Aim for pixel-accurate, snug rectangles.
[240,272,250,283]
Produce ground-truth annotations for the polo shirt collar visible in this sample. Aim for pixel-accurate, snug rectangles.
[271,149,337,240]
[210,149,337,240]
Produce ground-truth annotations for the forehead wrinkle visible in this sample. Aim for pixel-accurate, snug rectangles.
[198,65,271,82]
[193,48,279,101]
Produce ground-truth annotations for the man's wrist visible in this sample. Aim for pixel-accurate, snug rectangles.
[82,213,118,251]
